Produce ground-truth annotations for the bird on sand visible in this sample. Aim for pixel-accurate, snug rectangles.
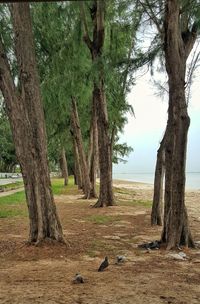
[73,273,84,284]
[98,256,109,272]
[116,255,126,264]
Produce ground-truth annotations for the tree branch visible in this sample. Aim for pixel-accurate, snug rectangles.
[79,1,93,51]
[0,36,18,114]
[95,0,105,51]
[183,22,198,58]
[139,0,163,35]
[185,40,200,104]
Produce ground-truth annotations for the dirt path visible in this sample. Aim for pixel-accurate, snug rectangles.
[0,182,200,304]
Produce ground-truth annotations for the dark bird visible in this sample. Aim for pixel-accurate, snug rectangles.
[73,273,84,284]
[98,256,109,272]
[138,240,161,250]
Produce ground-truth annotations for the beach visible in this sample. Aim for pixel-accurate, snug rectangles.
[113,179,200,218]
[0,178,200,304]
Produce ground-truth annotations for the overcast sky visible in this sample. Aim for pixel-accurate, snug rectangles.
[113,70,200,174]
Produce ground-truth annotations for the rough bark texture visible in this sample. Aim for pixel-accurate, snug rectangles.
[0,3,64,243]
[93,83,114,207]
[161,0,197,249]
[81,0,114,207]
[71,131,82,189]
[88,95,98,198]
[71,97,92,198]
[151,130,167,226]
[59,148,68,186]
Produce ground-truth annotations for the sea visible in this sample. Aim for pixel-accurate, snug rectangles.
[113,172,200,190]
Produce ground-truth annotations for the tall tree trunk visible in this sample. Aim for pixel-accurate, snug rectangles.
[110,125,117,179]
[71,96,92,198]
[59,147,68,186]
[93,83,114,207]
[0,3,64,243]
[71,131,83,189]
[151,129,167,226]
[88,95,98,198]
[161,0,197,249]
[80,0,114,207]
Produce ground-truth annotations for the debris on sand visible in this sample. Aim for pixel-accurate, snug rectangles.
[115,255,126,264]
[167,252,188,261]
[73,273,84,284]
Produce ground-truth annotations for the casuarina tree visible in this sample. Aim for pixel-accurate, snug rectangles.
[0,3,64,244]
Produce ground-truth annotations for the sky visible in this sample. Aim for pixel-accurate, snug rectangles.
[113,70,200,174]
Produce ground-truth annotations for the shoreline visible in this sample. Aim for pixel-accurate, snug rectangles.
[113,178,200,192]
[113,179,153,190]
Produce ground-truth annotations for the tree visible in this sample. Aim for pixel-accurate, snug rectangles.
[32,1,138,202]
[161,0,198,249]
[139,1,200,245]
[71,96,92,198]
[80,0,115,207]
[0,3,64,244]
[33,2,94,195]
[87,96,98,198]
[151,129,166,226]
[59,147,69,186]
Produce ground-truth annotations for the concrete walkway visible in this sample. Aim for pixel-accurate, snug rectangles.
[0,187,24,197]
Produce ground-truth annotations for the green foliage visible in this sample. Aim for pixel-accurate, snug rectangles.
[1,1,198,178]
[113,141,133,164]
[32,2,92,170]
[181,0,200,31]
[0,102,17,172]
[0,4,17,77]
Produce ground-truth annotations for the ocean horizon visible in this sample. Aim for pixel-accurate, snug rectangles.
[113,172,200,190]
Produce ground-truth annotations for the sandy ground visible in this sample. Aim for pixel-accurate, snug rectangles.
[0,180,200,304]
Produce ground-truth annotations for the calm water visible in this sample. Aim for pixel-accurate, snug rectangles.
[113,172,200,190]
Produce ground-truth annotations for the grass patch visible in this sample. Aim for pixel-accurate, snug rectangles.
[114,187,135,196]
[0,176,77,207]
[0,191,25,206]
[51,176,78,195]
[86,214,120,225]
[0,208,27,218]
[87,239,105,256]
[87,239,118,256]
[0,190,27,218]
[0,176,78,218]
[0,181,24,192]
[118,199,152,208]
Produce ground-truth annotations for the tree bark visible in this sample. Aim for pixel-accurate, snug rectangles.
[71,130,83,189]
[151,130,167,226]
[59,147,68,186]
[88,95,98,198]
[93,83,114,207]
[81,0,114,207]
[71,96,92,198]
[0,3,64,244]
[161,0,197,249]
